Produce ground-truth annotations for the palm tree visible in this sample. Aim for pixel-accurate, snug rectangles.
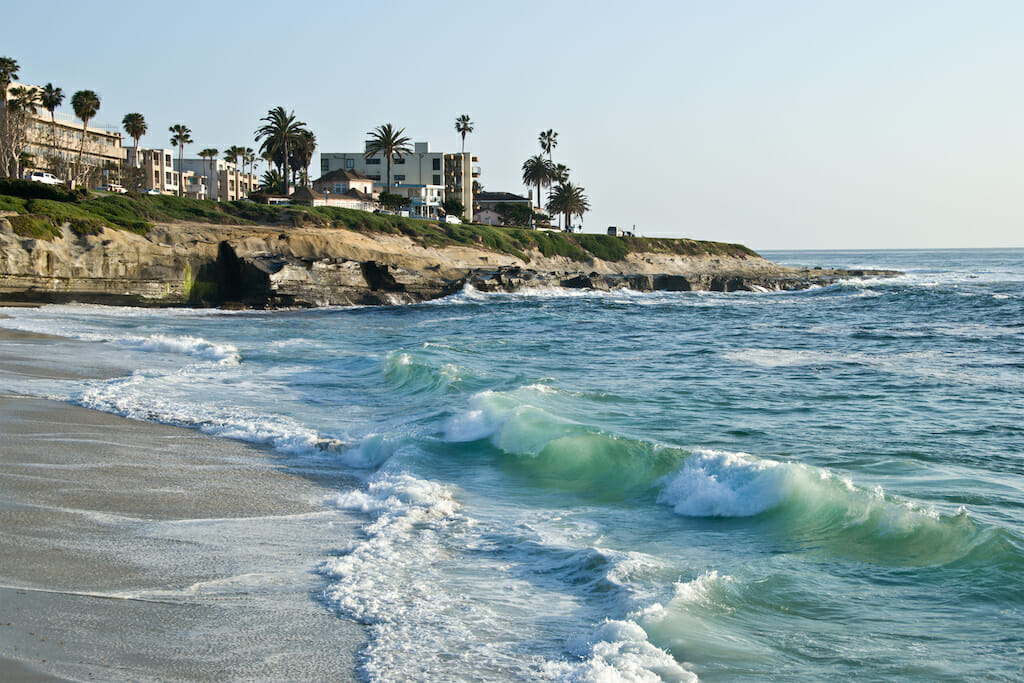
[364,123,412,195]
[0,57,19,178]
[255,106,306,196]
[260,168,283,192]
[70,90,101,181]
[0,57,19,99]
[242,147,256,193]
[539,129,558,160]
[546,182,590,231]
[290,129,316,187]
[168,124,192,197]
[454,114,473,153]
[552,163,570,184]
[38,84,64,171]
[521,154,555,210]
[223,145,244,199]
[198,148,218,199]
[121,113,147,168]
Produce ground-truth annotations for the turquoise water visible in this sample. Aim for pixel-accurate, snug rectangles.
[2,248,1022,681]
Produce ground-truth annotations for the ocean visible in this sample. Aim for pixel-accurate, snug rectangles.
[1,248,1022,681]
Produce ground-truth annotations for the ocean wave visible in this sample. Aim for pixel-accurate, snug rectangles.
[444,391,682,497]
[658,449,984,566]
[542,619,697,683]
[112,333,240,364]
[383,350,464,394]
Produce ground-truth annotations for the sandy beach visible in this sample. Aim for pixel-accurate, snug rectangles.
[0,328,363,681]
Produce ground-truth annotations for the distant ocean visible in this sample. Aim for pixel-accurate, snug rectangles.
[2,248,1022,681]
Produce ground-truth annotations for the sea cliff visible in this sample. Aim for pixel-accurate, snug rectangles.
[0,216,897,308]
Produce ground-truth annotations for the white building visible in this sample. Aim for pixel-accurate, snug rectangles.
[320,141,478,221]
[139,148,183,195]
[177,158,257,201]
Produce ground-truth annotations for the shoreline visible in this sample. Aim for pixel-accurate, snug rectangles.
[0,330,364,681]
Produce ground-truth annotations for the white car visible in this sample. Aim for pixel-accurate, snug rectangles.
[26,171,62,185]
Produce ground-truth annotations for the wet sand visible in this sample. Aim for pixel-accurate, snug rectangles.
[0,329,363,681]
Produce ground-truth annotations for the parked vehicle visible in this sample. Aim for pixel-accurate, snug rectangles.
[444,215,462,224]
[25,171,62,185]
[98,184,126,194]
[143,188,162,195]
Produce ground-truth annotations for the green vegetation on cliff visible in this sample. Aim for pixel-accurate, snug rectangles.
[0,179,758,263]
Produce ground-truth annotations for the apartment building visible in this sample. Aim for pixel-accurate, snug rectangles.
[7,83,126,182]
[320,142,479,220]
[138,148,181,195]
[177,158,257,201]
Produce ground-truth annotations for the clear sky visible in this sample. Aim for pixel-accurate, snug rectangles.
[3,1,1021,249]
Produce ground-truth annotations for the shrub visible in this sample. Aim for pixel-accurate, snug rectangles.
[8,214,60,240]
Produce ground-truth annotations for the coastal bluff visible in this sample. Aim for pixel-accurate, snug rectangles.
[0,218,897,308]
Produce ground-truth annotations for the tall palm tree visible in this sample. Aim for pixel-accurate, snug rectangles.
[121,112,147,168]
[0,57,19,99]
[0,57,20,178]
[255,106,306,196]
[169,124,192,197]
[455,114,473,153]
[521,154,555,210]
[70,90,100,181]
[38,84,64,171]
[539,129,558,160]
[198,148,218,199]
[546,182,590,231]
[290,129,316,187]
[364,123,412,195]
[223,145,244,199]
[242,147,256,193]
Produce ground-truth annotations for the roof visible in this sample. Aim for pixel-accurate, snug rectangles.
[344,188,374,200]
[290,185,324,201]
[314,168,372,183]
[475,191,530,203]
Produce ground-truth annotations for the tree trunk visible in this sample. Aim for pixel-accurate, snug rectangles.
[282,142,289,196]
[76,117,90,183]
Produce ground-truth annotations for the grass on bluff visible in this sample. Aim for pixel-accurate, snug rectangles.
[0,178,757,262]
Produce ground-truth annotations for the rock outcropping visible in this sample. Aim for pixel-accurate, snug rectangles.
[0,219,898,307]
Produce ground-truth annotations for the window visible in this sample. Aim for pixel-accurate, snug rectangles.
[433,175,441,185]
[346,159,354,169]
[366,158,381,165]
[368,174,380,181]
[334,183,343,193]
[154,171,160,184]
[394,158,405,165]
[165,154,172,165]
[432,158,441,171]
[165,171,172,184]
[321,160,329,172]
[394,175,405,182]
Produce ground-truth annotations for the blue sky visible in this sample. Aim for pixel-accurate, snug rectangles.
[3,1,1021,249]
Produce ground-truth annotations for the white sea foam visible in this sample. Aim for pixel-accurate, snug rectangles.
[113,333,240,364]
[657,449,803,517]
[542,619,698,683]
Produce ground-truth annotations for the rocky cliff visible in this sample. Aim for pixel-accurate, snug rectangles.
[0,218,896,307]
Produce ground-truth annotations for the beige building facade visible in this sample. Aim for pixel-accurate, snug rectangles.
[6,83,126,184]
[320,142,479,221]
